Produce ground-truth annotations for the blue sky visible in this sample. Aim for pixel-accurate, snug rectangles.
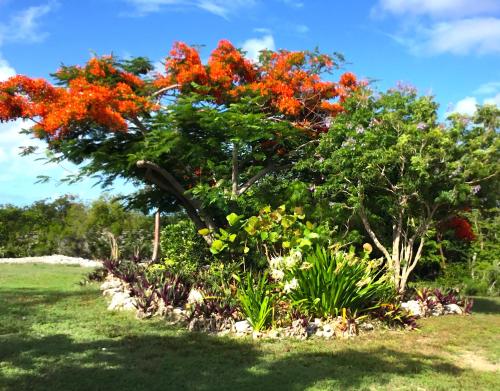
[0,0,499,206]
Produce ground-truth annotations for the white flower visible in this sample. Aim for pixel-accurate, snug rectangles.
[284,278,299,293]
[271,268,285,281]
[284,250,302,270]
[269,256,284,270]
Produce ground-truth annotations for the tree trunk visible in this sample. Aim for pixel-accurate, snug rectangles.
[231,142,238,199]
[151,210,160,262]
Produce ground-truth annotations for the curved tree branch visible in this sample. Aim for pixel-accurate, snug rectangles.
[358,206,392,266]
[152,84,180,98]
[237,161,276,196]
[137,160,218,243]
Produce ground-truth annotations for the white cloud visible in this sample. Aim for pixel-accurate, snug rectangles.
[374,0,500,19]
[0,2,56,86]
[241,34,275,62]
[0,1,57,45]
[450,86,500,116]
[0,120,50,177]
[125,0,256,18]
[373,1,500,56]
[414,18,500,55]
[123,0,178,14]
[0,121,136,205]
[484,93,500,106]
[295,24,309,34]
[280,0,304,8]
[474,81,500,95]
[452,96,478,116]
[254,27,272,34]
[0,55,15,81]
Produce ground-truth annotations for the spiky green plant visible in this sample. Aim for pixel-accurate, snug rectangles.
[286,246,392,318]
[235,272,275,331]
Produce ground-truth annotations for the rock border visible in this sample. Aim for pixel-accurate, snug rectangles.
[100,275,361,340]
[101,275,470,341]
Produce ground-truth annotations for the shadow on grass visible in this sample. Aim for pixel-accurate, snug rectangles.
[0,288,99,334]
[0,332,463,391]
[472,297,500,315]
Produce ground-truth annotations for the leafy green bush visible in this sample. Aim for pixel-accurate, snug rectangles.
[208,205,326,269]
[160,219,212,280]
[284,246,392,318]
[235,272,276,331]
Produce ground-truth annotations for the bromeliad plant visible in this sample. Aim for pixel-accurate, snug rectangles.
[102,258,142,284]
[371,303,419,329]
[415,287,473,314]
[155,272,191,308]
[284,246,392,318]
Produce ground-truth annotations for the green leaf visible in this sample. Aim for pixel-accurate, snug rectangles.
[210,239,226,254]
[198,228,210,236]
[281,215,296,229]
[299,238,312,247]
[269,232,279,243]
[219,228,229,239]
[226,212,242,226]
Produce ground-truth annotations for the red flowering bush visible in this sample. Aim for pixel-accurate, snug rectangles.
[446,216,475,241]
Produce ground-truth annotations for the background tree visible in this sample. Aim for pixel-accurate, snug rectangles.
[0,195,153,259]
[300,86,498,294]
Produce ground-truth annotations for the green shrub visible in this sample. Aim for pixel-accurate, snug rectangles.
[208,205,327,269]
[235,272,276,331]
[284,246,392,318]
[160,219,212,280]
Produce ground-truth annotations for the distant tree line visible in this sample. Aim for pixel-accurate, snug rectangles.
[0,195,153,260]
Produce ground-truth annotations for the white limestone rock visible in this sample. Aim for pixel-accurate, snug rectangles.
[401,300,422,317]
[234,320,252,334]
[444,303,463,315]
[187,288,204,304]
[107,292,130,311]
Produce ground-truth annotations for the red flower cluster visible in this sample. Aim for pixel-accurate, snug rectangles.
[446,216,475,241]
[156,42,208,89]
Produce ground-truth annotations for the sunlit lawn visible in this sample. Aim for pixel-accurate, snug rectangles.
[0,264,498,390]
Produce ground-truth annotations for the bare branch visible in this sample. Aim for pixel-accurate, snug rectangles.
[143,170,213,245]
[131,117,149,134]
[358,206,392,265]
[231,142,239,199]
[137,160,195,204]
[466,171,499,185]
[152,84,180,97]
[137,160,218,234]
[237,161,276,195]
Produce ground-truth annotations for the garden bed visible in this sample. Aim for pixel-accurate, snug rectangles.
[1,263,498,391]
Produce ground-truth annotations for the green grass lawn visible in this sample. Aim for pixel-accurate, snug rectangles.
[0,264,498,391]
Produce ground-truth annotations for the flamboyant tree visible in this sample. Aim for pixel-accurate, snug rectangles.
[0,40,357,244]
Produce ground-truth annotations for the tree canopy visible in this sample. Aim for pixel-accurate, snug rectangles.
[298,86,499,293]
[0,40,358,244]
